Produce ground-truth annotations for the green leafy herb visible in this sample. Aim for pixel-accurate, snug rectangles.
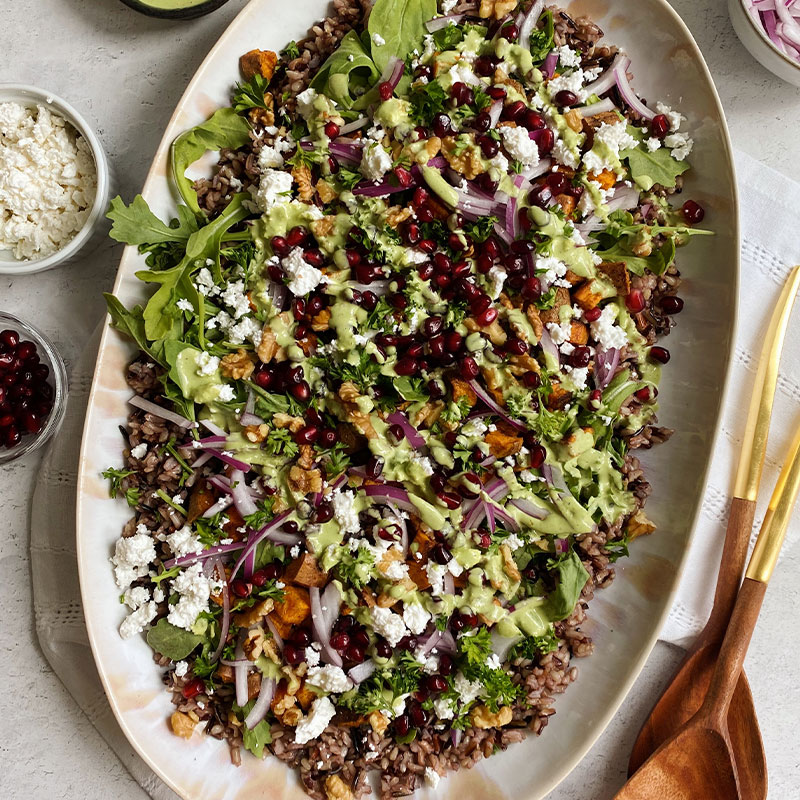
[509,627,560,660]
[409,80,448,126]
[232,72,271,114]
[528,10,555,63]
[325,443,352,478]
[432,25,464,49]
[462,216,498,243]
[244,496,278,530]
[336,165,364,190]
[605,532,631,563]
[125,487,142,508]
[441,396,472,423]
[240,709,273,758]
[310,348,382,392]
[281,40,301,60]
[102,466,134,498]
[264,428,300,458]
[333,546,376,591]
[146,618,204,660]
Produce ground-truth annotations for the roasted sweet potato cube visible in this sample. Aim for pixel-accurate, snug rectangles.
[485,429,523,458]
[186,481,216,524]
[569,321,588,345]
[274,585,311,624]
[411,527,436,560]
[270,680,289,712]
[406,559,431,590]
[598,261,631,296]
[547,383,572,410]
[563,269,583,286]
[588,169,616,190]
[223,507,246,541]
[267,611,293,640]
[451,378,477,407]
[573,280,603,310]
[284,553,328,588]
[335,709,369,728]
[555,193,576,217]
[239,49,278,82]
[295,681,317,711]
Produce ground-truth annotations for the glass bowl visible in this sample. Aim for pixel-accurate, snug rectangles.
[0,312,68,464]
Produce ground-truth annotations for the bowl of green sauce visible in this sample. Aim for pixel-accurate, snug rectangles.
[118,0,231,20]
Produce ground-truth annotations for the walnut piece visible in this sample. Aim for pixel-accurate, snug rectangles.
[220,348,255,380]
[627,509,657,539]
[288,466,323,495]
[500,543,521,583]
[311,308,331,332]
[311,216,336,239]
[292,165,315,202]
[470,704,514,729]
[441,136,485,180]
[338,382,377,439]
[369,710,390,734]
[274,412,305,432]
[408,135,441,165]
[479,0,517,20]
[325,774,355,800]
[234,598,275,629]
[243,423,269,443]
[243,627,266,661]
[170,711,197,739]
[257,327,281,363]
[386,205,413,228]
[316,180,338,204]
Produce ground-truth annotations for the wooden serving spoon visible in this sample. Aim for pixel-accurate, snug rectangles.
[615,421,800,800]
[628,266,800,796]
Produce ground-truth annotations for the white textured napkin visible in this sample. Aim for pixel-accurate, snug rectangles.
[29,149,800,797]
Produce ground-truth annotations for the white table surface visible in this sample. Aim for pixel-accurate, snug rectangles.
[1,0,799,797]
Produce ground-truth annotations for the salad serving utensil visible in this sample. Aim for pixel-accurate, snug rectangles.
[615,416,800,800]
[627,265,800,797]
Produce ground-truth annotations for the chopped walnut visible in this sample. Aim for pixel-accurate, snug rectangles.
[243,423,269,443]
[465,316,507,346]
[479,0,517,19]
[441,136,485,180]
[564,109,583,133]
[378,548,405,578]
[292,164,315,202]
[220,348,255,380]
[338,382,377,439]
[500,543,521,582]
[325,774,355,800]
[493,68,525,96]
[386,205,413,228]
[525,305,544,340]
[274,412,305,432]
[411,401,443,428]
[311,308,331,332]
[257,327,282,363]
[316,180,338,204]
[470,704,514,729]
[338,381,361,403]
[376,592,400,608]
[243,627,266,661]
[288,465,323,495]
[297,444,316,470]
[170,711,197,739]
[311,216,336,239]
[248,670,262,700]
[234,598,275,629]
[508,352,540,376]
[627,509,657,539]
[248,103,275,128]
[480,365,508,405]
[262,634,282,665]
[409,135,441,164]
[368,710,390,735]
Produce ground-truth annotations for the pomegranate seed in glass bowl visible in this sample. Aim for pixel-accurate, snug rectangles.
[0,312,68,464]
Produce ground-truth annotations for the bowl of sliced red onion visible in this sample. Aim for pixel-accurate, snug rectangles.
[730,0,800,85]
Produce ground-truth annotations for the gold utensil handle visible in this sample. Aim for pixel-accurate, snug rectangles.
[746,424,800,583]
[734,265,800,501]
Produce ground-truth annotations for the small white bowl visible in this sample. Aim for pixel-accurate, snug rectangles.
[0,84,112,275]
[729,0,800,87]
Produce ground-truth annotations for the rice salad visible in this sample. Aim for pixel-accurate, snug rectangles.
[103,0,710,796]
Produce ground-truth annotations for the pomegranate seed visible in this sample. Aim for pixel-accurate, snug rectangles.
[418,238,436,254]
[474,55,497,77]
[432,543,452,564]
[438,654,453,676]
[345,249,361,267]
[445,331,463,352]
[375,640,393,659]
[476,172,499,194]
[584,307,602,322]
[290,381,311,402]
[267,264,283,282]
[476,252,494,274]
[0,330,19,349]
[501,22,519,40]
[523,109,546,130]
[303,248,324,267]
[346,644,366,663]
[379,81,393,100]
[487,85,507,100]
[589,389,602,409]
[502,100,525,123]
[626,289,646,314]
[522,371,540,388]
[634,386,653,402]
[537,128,555,155]
[435,273,451,288]
[251,569,268,587]
[230,579,251,598]
[394,166,413,187]
[433,252,452,273]
[253,368,273,389]
[334,615,355,632]
[331,632,350,650]
[475,531,492,548]
[324,121,341,138]
[505,338,528,356]
[404,221,421,245]
[479,135,499,158]
[416,206,434,223]
[182,678,205,699]
[682,200,705,223]
[328,155,340,174]
[472,111,491,133]
[394,714,410,736]
[287,226,309,248]
[432,113,453,138]
[418,262,434,281]
[361,290,378,311]
[476,307,498,326]
[284,644,303,665]
[660,295,684,314]
[288,629,310,648]
[366,456,384,479]
[547,172,568,193]
[569,346,591,368]
[422,316,443,338]
[426,675,448,693]
[649,346,671,364]
[294,425,319,444]
[459,356,479,380]
[428,378,445,398]
[522,276,541,299]
[319,428,338,447]
[651,114,670,138]
[316,502,334,523]
[271,235,290,257]
[394,357,418,376]
[437,491,461,510]
[555,89,578,107]
[529,444,546,469]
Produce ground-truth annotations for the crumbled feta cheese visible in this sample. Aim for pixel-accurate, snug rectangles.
[426,562,447,596]
[590,304,629,350]
[306,664,352,694]
[129,442,147,459]
[403,602,430,635]
[500,126,540,167]
[504,533,523,550]
[305,647,321,667]
[488,151,510,173]
[441,0,458,12]
[556,46,582,69]
[166,526,203,558]
[258,143,285,170]
[282,246,324,296]
[547,69,587,102]
[176,298,193,313]
[664,132,693,161]
[254,167,293,213]
[119,601,157,639]
[111,533,156,589]
[290,545,301,559]
[294,696,337,744]
[646,136,662,152]
[448,62,477,86]
[537,255,568,289]
[123,586,150,610]
[174,661,189,677]
[372,32,386,46]
[432,696,455,720]
[552,138,580,169]
[196,350,219,377]
[486,265,507,299]
[153,586,165,603]
[447,558,464,577]
[370,606,408,646]
[425,767,441,788]
[546,320,572,346]
[360,141,393,183]
[295,88,319,119]
[385,559,410,581]
[453,672,483,703]
[566,366,589,389]
[485,653,502,670]
[332,490,360,534]
[583,120,637,176]
[655,102,684,132]
[0,102,97,260]
[194,267,219,298]
[167,562,212,631]
[220,280,252,319]
[410,452,434,476]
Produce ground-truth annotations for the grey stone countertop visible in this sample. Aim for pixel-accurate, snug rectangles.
[1,0,798,797]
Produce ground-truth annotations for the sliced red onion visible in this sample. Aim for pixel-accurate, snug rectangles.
[613,61,655,120]
[210,557,230,663]
[520,157,553,181]
[209,450,252,473]
[363,483,419,514]
[505,195,518,240]
[388,57,406,90]
[321,582,342,633]
[541,49,558,78]
[492,503,520,531]
[129,395,196,429]
[425,12,466,31]
[234,640,249,707]
[353,180,411,197]
[603,185,642,214]
[207,474,232,494]
[245,676,276,729]
[163,539,246,569]
[420,629,444,655]
[583,52,630,98]
[541,463,554,485]
[518,0,544,50]
[220,657,253,667]
[493,220,514,246]
[539,328,560,366]
[467,378,526,432]
[594,347,620,390]
[339,117,369,134]
[548,464,570,496]
[310,586,343,667]
[451,728,463,747]
[230,468,259,517]
[265,615,284,652]
[386,411,426,449]
[555,537,569,555]
[463,497,489,530]
[486,502,496,533]
[443,572,455,595]
[349,279,389,294]
[239,390,265,428]
[577,97,617,118]
[190,451,213,469]
[488,98,503,128]
[348,659,376,684]
[508,497,549,520]
[202,496,233,518]
[229,509,294,579]
[199,418,227,437]
[329,142,363,164]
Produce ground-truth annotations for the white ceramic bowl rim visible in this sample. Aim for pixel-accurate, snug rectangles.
[0,83,111,275]
[736,0,800,72]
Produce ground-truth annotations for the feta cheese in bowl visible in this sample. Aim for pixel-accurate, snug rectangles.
[0,85,111,274]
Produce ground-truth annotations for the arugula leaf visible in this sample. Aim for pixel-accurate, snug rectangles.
[107,195,199,246]
[232,73,271,113]
[244,497,278,530]
[335,165,364,190]
[368,0,437,71]
[241,712,273,758]
[393,376,428,402]
[170,108,252,215]
[543,550,590,621]
[528,10,555,63]
[151,565,181,585]
[432,25,464,50]
[621,127,690,191]
[146,618,204,660]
